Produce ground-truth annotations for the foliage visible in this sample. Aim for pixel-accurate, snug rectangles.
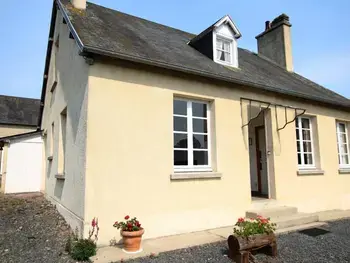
[66,218,99,261]
[233,216,276,238]
[113,215,142,232]
[70,238,97,261]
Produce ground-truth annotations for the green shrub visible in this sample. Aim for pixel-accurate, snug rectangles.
[70,238,97,261]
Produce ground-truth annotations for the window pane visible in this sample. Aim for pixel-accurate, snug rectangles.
[223,41,230,51]
[341,154,349,164]
[297,153,302,165]
[193,119,208,133]
[304,154,313,165]
[192,102,207,118]
[224,52,231,62]
[296,141,300,152]
[174,133,187,148]
[296,129,300,140]
[295,119,299,128]
[193,151,208,165]
[174,100,187,115]
[341,144,348,154]
[302,130,311,140]
[301,118,310,129]
[216,39,223,49]
[303,142,312,153]
[174,116,187,132]
[174,150,188,165]
[193,134,208,149]
[338,123,346,133]
[340,134,347,144]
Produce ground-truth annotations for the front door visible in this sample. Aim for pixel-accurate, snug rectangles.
[255,126,268,197]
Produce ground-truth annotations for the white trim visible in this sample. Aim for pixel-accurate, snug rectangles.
[173,98,211,172]
[170,172,221,180]
[214,15,241,39]
[336,121,350,168]
[296,117,316,169]
[213,32,238,68]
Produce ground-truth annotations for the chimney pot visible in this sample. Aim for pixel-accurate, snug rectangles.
[265,21,271,31]
[71,0,86,9]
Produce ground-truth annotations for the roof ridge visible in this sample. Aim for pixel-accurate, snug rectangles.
[0,94,40,101]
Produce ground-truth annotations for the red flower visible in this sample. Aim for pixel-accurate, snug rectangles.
[261,219,269,224]
[127,223,132,228]
[257,215,263,219]
[238,217,245,223]
[114,221,118,225]
[125,215,130,220]
[92,218,96,227]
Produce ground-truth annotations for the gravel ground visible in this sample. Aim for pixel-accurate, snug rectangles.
[0,193,76,263]
[125,219,350,263]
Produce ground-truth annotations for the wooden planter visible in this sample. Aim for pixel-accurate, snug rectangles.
[121,229,144,253]
[227,233,277,263]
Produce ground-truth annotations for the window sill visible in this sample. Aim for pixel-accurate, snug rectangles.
[339,168,350,174]
[47,156,53,161]
[297,169,324,176]
[55,173,65,180]
[170,172,222,180]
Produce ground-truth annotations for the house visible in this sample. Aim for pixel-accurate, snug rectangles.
[40,0,350,245]
[0,95,42,193]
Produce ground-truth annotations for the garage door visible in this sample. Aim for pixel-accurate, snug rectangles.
[5,135,42,193]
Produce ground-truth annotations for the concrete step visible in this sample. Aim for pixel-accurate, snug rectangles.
[275,221,327,235]
[312,209,350,222]
[272,213,319,229]
[246,206,298,219]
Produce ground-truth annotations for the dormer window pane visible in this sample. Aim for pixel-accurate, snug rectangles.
[216,38,231,63]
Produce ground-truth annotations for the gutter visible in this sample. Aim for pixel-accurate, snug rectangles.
[82,45,350,110]
[38,2,58,129]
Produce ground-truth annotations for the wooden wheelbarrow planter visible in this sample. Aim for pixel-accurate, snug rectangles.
[227,233,277,263]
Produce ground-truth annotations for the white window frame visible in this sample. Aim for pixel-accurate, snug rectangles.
[296,117,315,169]
[336,121,350,168]
[215,36,233,64]
[213,32,238,67]
[173,98,212,173]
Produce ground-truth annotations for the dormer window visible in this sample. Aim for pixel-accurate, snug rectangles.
[189,15,241,68]
[216,37,232,64]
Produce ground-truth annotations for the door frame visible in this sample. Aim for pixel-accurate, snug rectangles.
[254,125,268,198]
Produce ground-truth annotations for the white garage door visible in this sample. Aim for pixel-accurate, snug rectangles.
[5,135,42,193]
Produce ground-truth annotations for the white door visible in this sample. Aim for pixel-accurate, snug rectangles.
[257,128,268,196]
[5,136,42,193]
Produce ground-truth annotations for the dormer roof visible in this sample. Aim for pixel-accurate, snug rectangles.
[189,15,241,46]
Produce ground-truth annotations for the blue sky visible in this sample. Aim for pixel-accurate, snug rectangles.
[0,0,349,99]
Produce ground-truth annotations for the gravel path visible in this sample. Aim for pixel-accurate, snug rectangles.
[126,219,350,263]
[0,193,76,263]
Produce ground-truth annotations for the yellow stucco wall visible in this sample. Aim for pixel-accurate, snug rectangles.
[85,61,350,245]
[0,125,36,138]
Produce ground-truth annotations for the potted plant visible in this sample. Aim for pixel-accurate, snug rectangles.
[113,215,144,253]
[228,216,277,262]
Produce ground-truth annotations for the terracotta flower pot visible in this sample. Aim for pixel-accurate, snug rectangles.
[121,228,145,253]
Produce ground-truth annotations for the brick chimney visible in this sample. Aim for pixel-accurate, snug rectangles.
[256,14,293,71]
[71,0,86,9]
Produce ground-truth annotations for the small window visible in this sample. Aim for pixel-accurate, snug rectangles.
[59,109,67,174]
[216,37,232,63]
[173,99,211,172]
[296,117,315,168]
[336,122,350,167]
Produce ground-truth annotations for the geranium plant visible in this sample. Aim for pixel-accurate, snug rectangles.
[233,216,276,238]
[113,215,142,232]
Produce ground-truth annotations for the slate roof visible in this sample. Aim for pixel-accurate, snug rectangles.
[0,95,40,126]
[57,0,350,109]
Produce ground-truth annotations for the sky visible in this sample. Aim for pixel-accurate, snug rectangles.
[0,0,349,99]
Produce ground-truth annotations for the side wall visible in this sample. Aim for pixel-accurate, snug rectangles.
[41,10,89,234]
